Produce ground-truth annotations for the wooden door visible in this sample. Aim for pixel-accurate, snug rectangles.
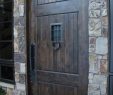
[29,0,88,95]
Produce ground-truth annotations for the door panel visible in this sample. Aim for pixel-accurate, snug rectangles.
[29,0,88,95]
[37,13,78,73]
[36,1,79,16]
[37,82,77,95]
[37,70,79,86]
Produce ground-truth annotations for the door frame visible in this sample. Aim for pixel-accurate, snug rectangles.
[109,0,113,95]
[106,0,113,95]
[25,0,89,95]
[25,0,32,95]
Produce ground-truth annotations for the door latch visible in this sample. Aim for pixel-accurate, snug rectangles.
[30,43,35,82]
[30,43,35,72]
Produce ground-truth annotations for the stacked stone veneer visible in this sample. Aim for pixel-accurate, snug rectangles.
[88,0,108,95]
[14,0,26,95]
[0,0,109,95]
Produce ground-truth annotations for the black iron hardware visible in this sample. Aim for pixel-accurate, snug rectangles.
[30,43,35,82]
[30,43,35,72]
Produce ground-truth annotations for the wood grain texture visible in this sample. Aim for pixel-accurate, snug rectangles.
[29,0,89,95]
[37,13,78,74]
[37,82,77,95]
[37,0,67,5]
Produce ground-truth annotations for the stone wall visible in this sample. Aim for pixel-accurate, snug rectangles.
[13,0,26,95]
[88,0,108,95]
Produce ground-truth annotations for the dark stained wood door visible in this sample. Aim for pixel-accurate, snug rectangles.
[29,0,88,95]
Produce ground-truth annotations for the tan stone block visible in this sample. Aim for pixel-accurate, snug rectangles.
[88,84,100,92]
[19,74,25,84]
[101,0,107,9]
[89,54,100,73]
[102,26,108,37]
[6,88,13,95]
[89,0,101,3]
[14,4,19,17]
[89,37,96,44]
[16,83,25,90]
[102,16,108,26]
[89,44,96,52]
[93,75,107,84]
[89,10,101,18]
[100,59,108,74]
[89,54,96,64]
[19,5,24,16]
[18,0,24,4]
[97,55,103,60]
[102,55,108,59]
[14,42,19,52]
[102,9,107,17]
[100,84,107,95]
[15,73,20,82]
[96,37,108,54]
[15,63,20,73]
[88,91,100,95]
[89,18,102,36]
[89,63,95,73]
[89,19,101,31]
[89,73,94,80]
[94,61,100,73]
[89,2,101,10]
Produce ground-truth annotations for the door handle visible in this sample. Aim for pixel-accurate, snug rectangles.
[52,42,61,50]
[30,43,35,72]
